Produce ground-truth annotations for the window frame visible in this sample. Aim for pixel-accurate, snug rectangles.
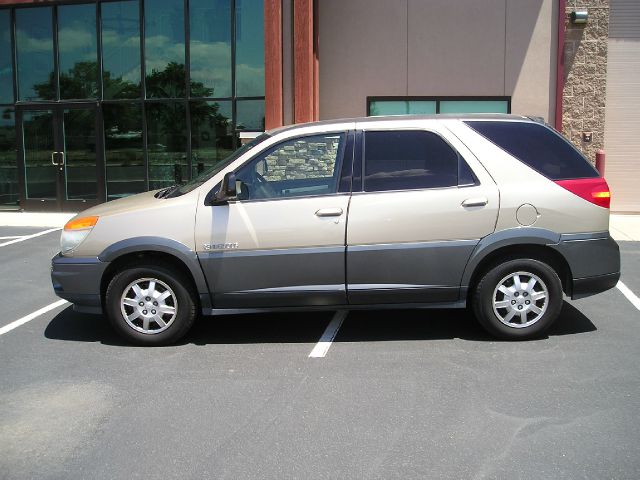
[366,96,511,116]
[358,128,479,194]
[226,130,353,204]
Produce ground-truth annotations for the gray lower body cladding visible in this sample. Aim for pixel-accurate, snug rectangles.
[51,254,109,314]
[551,233,620,299]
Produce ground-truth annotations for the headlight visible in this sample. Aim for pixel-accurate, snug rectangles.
[60,216,99,255]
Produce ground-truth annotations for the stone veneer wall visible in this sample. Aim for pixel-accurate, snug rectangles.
[562,0,609,164]
[262,137,340,181]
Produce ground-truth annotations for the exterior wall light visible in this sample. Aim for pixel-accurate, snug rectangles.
[571,10,588,24]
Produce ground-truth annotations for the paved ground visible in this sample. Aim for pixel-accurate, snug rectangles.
[1,226,639,479]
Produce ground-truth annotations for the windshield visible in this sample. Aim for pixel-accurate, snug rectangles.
[167,133,271,197]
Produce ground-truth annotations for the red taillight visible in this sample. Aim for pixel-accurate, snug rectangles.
[555,178,611,208]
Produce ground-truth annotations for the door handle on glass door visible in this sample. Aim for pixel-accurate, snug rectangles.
[461,197,488,208]
[315,208,343,217]
[51,152,59,166]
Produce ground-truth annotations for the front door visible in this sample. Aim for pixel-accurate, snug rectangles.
[17,104,103,211]
[195,131,353,308]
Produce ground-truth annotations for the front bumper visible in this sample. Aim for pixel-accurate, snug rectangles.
[553,233,621,300]
[51,253,109,314]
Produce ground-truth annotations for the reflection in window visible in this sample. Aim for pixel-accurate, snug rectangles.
[102,0,141,99]
[0,107,18,208]
[364,130,459,192]
[16,8,55,101]
[190,101,233,178]
[439,100,509,114]
[236,99,264,131]
[0,10,14,103]
[103,103,145,199]
[22,110,56,199]
[190,0,231,98]
[146,103,187,189]
[145,0,185,98]
[64,109,97,200]
[235,133,345,201]
[58,4,98,99]
[369,100,436,116]
[235,0,264,97]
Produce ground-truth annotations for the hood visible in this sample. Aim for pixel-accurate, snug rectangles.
[69,190,163,220]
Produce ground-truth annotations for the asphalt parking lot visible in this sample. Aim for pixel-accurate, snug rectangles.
[1,226,639,479]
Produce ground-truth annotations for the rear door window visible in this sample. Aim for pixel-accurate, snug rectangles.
[363,130,473,192]
[465,121,599,180]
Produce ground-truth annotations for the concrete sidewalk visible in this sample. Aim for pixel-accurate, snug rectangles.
[1,210,639,241]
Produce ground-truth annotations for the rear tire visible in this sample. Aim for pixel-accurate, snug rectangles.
[105,263,197,346]
[472,258,563,340]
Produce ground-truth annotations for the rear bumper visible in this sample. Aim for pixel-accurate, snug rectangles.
[553,233,620,300]
[51,253,108,314]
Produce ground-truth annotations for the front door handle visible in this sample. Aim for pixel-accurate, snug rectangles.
[461,197,488,208]
[51,152,58,166]
[315,207,343,217]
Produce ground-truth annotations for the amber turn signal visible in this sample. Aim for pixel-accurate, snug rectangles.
[64,216,99,231]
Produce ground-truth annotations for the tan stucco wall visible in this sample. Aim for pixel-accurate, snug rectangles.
[318,0,558,123]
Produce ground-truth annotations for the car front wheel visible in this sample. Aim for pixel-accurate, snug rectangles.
[472,258,563,340]
[105,263,197,346]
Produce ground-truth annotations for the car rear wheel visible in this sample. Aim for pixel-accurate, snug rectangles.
[472,258,563,340]
[105,263,197,346]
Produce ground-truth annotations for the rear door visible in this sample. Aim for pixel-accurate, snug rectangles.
[196,131,354,308]
[346,122,499,304]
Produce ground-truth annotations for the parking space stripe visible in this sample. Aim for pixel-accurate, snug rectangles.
[617,282,640,311]
[0,300,69,336]
[0,228,61,248]
[0,236,23,240]
[309,310,347,358]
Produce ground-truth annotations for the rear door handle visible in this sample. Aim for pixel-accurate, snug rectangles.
[315,208,343,217]
[461,197,488,208]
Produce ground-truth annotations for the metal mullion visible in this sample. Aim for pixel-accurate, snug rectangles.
[139,0,149,190]
[231,0,237,148]
[52,5,60,102]
[96,1,103,101]
[10,8,17,103]
[184,0,192,178]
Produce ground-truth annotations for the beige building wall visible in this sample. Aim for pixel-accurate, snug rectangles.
[318,0,558,122]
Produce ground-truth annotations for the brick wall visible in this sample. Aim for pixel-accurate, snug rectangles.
[563,0,609,163]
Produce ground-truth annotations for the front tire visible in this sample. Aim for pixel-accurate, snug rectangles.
[472,258,563,340]
[105,263,197,346]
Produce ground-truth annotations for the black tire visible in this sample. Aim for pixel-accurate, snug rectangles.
[472,258,563,340]
[105,262,197,346]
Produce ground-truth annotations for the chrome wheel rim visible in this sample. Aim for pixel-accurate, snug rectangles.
[120,277,177,334]
[492,271,548,328]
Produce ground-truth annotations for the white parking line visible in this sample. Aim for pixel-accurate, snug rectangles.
[0,228,61,247]
[617,281,640,311]
[0,236,23,240]
[309,310,347,358]
[0,300,69,336]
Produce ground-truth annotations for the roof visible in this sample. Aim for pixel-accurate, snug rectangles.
[266,113,535,135]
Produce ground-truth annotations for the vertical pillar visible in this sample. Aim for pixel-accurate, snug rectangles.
[264,0,283,129]
[293,0,317,123]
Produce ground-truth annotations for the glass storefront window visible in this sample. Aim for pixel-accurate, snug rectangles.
[16,8,55,101]
[368,98,510,116]
[104,103,145,200]
[235,0,264,97]
[0,10,14,104]
[236,99,264,132]
[58,4,98,99]
[190,0,231,98]
[190,100,233,177]
[102,0,141,99]
[22,109,56,199]
[146,102,187,189]
[0,107,17,208]
[439,100,509,114]
[145,0,185,98]
[64,108,97,200]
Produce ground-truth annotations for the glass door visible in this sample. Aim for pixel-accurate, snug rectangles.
[18,104,104,211]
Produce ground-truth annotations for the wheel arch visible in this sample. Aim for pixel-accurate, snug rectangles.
[99,237,211,310]
[463,229,573,300]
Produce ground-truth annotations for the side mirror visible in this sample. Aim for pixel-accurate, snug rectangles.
[212,172,237,205]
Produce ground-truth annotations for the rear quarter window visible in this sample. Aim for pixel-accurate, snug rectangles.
[465,121,598,180]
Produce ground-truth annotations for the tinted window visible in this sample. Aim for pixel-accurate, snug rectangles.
[16,8,54,101]
[363,130,459,192]
[466,121,598,180]
[235,133,345,201]
[0,10,14,103]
